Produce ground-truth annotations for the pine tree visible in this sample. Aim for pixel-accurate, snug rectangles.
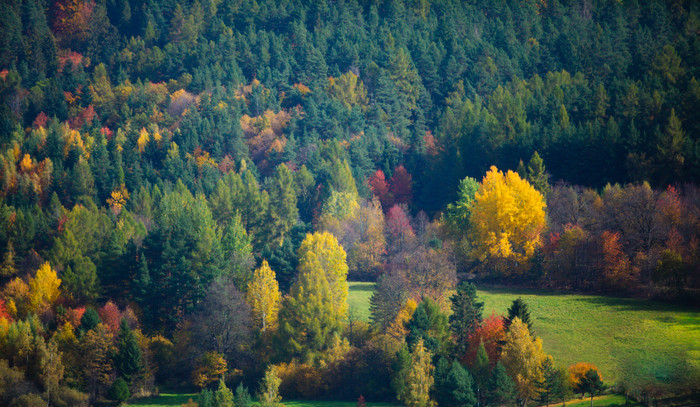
[214,378,234,407]
[115,319,143,384]
[234,383,252,407]
[472,341,491,406]
[488,362,517,407]
[449,281,484,356]
[435,358,477,407]
[0,240,16,278]
[503,298,533,333]
[526,152,550,195]
[267,164,298,246]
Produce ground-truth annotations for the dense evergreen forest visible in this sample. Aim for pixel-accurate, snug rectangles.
[1,0,700,406]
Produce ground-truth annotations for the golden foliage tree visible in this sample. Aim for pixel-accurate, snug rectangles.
[192,351,228,388]
[398,339,435,407]
[500,318,547,405]
[246,260,281,333]
[469,166,546,273]
[28,262,61,313]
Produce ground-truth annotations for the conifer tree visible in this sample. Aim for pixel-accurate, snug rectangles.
[115,319,143,384]
[267,163,298,246]
[503,298,533,333]
[488,362,517,407]
[526,151,550,195]
[450,281,484,355]
[215,378,234,407]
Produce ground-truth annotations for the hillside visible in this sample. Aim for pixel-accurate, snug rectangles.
[1,1,700,406]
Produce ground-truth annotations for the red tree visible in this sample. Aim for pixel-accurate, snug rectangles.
[98,301,121,334]
[369,169,393,210]
[389,166,413,205]
[464,312,505,366]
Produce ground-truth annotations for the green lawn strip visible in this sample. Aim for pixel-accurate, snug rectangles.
[348,281,376,322]
[281,401,399,407]
[546,394,643,407]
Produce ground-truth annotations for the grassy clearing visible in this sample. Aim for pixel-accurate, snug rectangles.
[478,287,700,385]
[348,281,375,322]
[282,401,399,406]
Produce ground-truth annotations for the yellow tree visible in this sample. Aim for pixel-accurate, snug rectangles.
[246,260,281,333]
[296,232,349,319]
[398,339,435,407]
[469,166,546,274]
[277,232,349,358]
[500,318,547,405]
[28,262,62,313]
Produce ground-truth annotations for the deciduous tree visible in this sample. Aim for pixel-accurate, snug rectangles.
[500,318,547,406]
[246,260,281,333]
[469,166,546,274]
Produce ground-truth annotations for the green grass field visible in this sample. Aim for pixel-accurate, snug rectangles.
[348,281,375,322]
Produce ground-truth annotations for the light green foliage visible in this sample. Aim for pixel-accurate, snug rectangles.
[258,366,282,407]
[277,232,349,358]
[396,339,435,407]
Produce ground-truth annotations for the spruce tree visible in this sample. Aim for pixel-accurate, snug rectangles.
[115,319,143,384]
[449,281,484,355]
[503,298,533,333]
[488,362,517,407]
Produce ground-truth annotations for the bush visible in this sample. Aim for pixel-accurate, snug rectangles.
[108,378,130,403]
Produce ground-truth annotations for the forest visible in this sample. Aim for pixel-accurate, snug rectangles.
[0,0,699,406]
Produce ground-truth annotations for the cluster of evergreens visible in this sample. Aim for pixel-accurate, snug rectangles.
[1,0,700,405]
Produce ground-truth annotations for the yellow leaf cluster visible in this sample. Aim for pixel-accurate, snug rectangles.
[28,263,61,312]
[470,166,546,265]
[192,351,228,388]
[137,128,150,153]
[246,260,281,333]
[19,154,33,172]
[501,318,547,404]
[107,184,129,213]
[387,299,417,341]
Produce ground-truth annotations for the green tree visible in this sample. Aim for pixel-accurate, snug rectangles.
[109,377,130,403]
[39,337,64,406]
[526,152,550,195]
[267,164,298,246]
[406,298,450,358]
[434,358,476,407]
[258,366,282,407]
[115,319,143,384]
[449,282,484,356]
[488,362,517,407]
[277,232,349,358]
[215,378,234,407]
[234,383,252,407]
[577,369,605,407]
[503,298,533,333]
[472,341,491,407]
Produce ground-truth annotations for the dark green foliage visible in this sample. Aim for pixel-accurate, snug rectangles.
[503,298,533,333]
[449,282,484,355]
[406,298,450,358]
[234,383,252,407]
[115,319,143,384]
[434,358,477,407]
[472,341,491,407]
[108,377,130,402]
[488,362,517,407]
[80,308,100,333]
[577,369,605,405]
[536,357,567,407]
